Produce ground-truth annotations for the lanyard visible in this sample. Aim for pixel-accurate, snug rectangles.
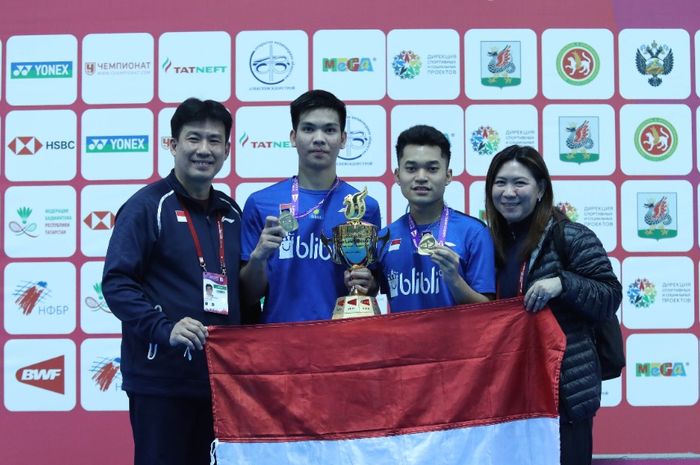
[179,202,226,276]
[407,204,450,250]
[290,176,340,219]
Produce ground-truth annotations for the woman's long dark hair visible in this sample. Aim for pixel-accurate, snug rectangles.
[485,145,555,267]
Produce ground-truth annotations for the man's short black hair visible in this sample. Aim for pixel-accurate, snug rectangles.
[171,98,232,141]
[395,125,451,166]
[290,89,346,132]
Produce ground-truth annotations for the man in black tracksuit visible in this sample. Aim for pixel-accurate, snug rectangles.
[103,98,241,465]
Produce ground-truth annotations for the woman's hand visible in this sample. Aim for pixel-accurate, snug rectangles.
[524,277,562,312]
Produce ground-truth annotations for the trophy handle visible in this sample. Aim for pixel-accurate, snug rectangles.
[376,228,390,257]
[320,231,333,256]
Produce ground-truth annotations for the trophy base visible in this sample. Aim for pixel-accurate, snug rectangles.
[331,295,381,319]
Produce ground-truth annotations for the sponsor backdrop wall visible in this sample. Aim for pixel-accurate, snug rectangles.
[1,0,699,463]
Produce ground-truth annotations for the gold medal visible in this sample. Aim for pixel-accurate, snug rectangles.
[279,209,298,233]
[418,232,437,255]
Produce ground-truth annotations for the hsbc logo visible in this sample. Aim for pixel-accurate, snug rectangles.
[7,136,43,155]
[7,136,75,155]
[83,211,115,230]
[16,355,65,394]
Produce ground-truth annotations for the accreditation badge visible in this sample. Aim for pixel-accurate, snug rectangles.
[202,271,228,315]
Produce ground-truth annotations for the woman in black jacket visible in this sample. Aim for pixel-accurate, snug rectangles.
[484,145,622,465]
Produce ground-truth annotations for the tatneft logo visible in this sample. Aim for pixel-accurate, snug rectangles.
[83,211,116,230]
[161,57,227,74]
[321,57,375,72]
[278,233,332,260]
[249,41,294,85]
[85,135,149,153]
[7,136,75,155]
[636,362,688,377]
[16,355,65,394]
[85,61,151,76]
[238,131,292,149]
[11,61,73,79]
[387,268,442,298]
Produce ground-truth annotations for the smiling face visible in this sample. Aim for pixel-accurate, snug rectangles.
[395,144,452,214]
[290,108,347,174]
[171,119,230,199]
[491,160,544,224]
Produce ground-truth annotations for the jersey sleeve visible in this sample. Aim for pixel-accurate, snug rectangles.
[102,198,174,345]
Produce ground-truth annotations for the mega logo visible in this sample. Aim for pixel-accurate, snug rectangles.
[83,211,116,230]
[634,117,677,162]
[392,50,421,79]
[470,126,500,155]
[627,278,657,308]
[278,233,332,261]
[16,355,65,394]
[387,268,442,298]
[238,131,292,149]
[322,57,374,72]
[340,116,371,161]
[636,362,687,377]
[85,135,149,153]
[559,116,599,163]
[556,42,599,85]
[161,57,226,74]
[11,61,73,79]
[249,41,294,85]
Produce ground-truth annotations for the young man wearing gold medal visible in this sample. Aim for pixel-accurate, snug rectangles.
[240,90,381,322]
[374,125,495,312]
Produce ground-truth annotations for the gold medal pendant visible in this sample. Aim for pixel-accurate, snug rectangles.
[418,232,437,255]
[279,209,298,233]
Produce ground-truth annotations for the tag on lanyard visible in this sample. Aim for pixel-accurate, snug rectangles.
[202,271,229,315]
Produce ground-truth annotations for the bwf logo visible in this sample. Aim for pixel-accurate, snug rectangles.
[16,355,65,394]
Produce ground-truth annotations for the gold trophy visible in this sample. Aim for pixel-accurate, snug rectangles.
[321,187,388,319]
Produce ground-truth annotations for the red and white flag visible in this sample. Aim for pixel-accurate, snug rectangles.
[206,297,565,465]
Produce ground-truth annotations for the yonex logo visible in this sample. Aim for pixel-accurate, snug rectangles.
[85,136,149,153]
[11,61,73,79]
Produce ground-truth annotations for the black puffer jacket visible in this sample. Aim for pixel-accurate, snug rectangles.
[526,218,622,421]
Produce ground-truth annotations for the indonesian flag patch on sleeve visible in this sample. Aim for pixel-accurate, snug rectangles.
[388,238,401,251]
[175,210,187,223]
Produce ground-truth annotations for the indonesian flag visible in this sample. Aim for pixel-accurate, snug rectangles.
[206,297,565,465]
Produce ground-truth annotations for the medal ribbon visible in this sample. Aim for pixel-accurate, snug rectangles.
[408,204,450,250]
[179,201,226,276]
[290,175,340,219]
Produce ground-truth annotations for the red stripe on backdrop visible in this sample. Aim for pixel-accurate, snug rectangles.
[206,297,565,442]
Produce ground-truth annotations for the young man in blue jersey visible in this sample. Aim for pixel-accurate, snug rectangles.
[103,98,241,465]
[240,89,381,322]
[375,124,495,312]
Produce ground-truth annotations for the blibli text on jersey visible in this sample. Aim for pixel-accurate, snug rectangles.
[279,232,332,260]
[388,267,442,298]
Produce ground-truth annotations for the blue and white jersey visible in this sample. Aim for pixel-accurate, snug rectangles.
[377,209,496,313]
[242,178,381,323]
